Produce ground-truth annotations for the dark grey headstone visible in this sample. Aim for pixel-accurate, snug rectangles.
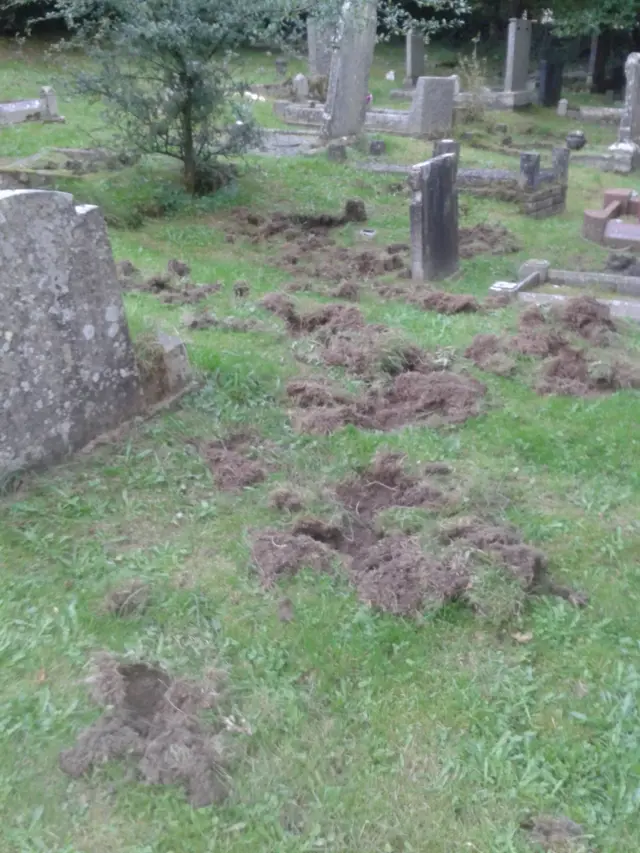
[369,139,386,156]
[409,153,459,282]
[552,146,570,183]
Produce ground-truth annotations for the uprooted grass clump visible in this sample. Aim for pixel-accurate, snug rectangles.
[251,452,586,619]
[59,654,229,808]
[465,297,640,396]
[195,432,273,491]
[286,371,486,434]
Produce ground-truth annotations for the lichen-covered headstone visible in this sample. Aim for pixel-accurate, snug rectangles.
[0,190,142,475]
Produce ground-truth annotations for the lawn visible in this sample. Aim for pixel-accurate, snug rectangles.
[1,36,640,853]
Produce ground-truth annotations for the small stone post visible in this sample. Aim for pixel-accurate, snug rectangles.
[408,153,459,282]
[404,31,425,87]
[519,152,541,189]
[552,146,570,184]
[504,18,533,93]
[40,86,59,121]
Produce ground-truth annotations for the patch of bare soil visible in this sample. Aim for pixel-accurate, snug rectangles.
[198,433,268,491]
[287,371,486,435]
[521,815,589,852]
[374,282,511,315]
[255,453,584,617]
[419,291,481,314]
[252,529,336,587]
[459,224,521,259]
[103,579,151,617]
[557,295,617,344]
[466,298,640,397]
[59,654,227,808]
[464,334,517,377]
[268,486,306,512]
[261,295,434,379]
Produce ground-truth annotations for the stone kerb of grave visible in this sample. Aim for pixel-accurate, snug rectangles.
[0,86,64,126]
[583,189,640,249]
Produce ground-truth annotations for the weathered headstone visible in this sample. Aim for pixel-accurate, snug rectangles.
[275,57,288,76]
[557,98,568,117]
[404,31,425,87]
[618,53,640,143]
[0,189,142,475]
[433,138,460,164]
[504,18,532,94]
[538,59,563,107]
[307,18,333,78]
[322,0,378,140]
[552,146,570,184]
[407,76,456,138]
[408,153,459,282]
[292,73,309,101]
[327,141,347,162]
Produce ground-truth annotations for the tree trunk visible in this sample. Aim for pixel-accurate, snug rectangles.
[591,30,611,94]
[182,94,196,194]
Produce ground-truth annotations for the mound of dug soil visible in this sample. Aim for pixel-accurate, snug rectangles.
[459,224,521,259]
[197,433,269,491]
[287,371,486,435]
[59,655,227,808]
[466,298,640,397]
[253,453,584,617]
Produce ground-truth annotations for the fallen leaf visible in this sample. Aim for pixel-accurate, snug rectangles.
[511,631,533,644]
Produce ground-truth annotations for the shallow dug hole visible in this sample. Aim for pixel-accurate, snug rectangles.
[196,432,271,491]
[465,297,640,397]
[286,372,486,434]
[252,453,584,617]
[59,654,228,807]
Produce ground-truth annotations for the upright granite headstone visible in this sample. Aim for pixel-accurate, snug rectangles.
[504,18,532,94]
[322,0,378,140]
[519,152,541,189]
[408,153,459,282]
[0,189,142,475]
[404,31,425,87]
[307,17,334,78]
[407,76,456,138]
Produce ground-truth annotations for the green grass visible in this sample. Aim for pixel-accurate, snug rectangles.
[2,36,640,853]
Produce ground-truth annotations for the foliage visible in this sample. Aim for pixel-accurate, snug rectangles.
[456,34,487,122]
[540,0,640,37]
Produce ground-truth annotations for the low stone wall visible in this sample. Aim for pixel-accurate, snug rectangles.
[0,86,63,126]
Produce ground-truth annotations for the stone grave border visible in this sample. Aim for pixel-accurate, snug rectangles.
[0,87,63,126]
[489,258,640,322]
[582,189,640,249]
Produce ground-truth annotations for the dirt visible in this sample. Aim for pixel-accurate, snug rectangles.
[198,433,268,491]
[125,271,222,305]
[466,298,640,396]
[252,528,336,587]
[374,283,512,316]
[459,224,521,259]
[287,371,486,435]
[439,517,547,590]
[558,295,617,344]
[167,259,191,278]
[268,487,306,512]
[59,654,227,808]
[103,579,151,617]
[261,295,434,379]
[521,815,588,852]
[419,291,480,314]
[255,453,583,617]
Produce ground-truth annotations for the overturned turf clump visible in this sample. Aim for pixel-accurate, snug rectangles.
[459,224,521,259]
[559,295,616,344]
[198,433,268,491]
[287,371,486,435]
[465,297,640,397]
[261,295,435,378]
[253,453,584,617]
[59,655,227,808]
[127,272,221,305]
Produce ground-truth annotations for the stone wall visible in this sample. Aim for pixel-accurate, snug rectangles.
[0,190,143,475]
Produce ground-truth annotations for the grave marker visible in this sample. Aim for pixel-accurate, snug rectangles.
[504,18,532,95]
[408,153,459,282]
[322,0,377,139]
[0,190,142,474]
[307,18,333,78]
[407,76,456,138]
[404,32,425,87]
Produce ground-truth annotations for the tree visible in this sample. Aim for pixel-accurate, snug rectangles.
[17,0,470,193]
